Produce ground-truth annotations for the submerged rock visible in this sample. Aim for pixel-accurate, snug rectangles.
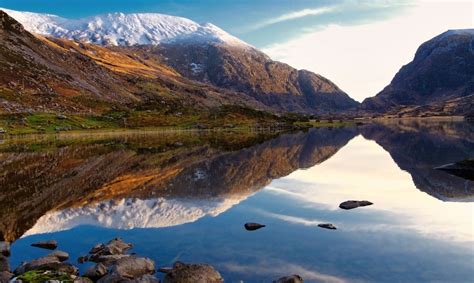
[164,261,223,283]
[274,274,304,283]
[435,159,474,181]
[31,240,58,250]
[339,200,373,210]
[244,223,266,231]
[318,223,337,230]
[0,242,10,257]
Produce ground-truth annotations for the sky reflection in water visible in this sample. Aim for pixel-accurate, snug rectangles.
[7,125,474,282]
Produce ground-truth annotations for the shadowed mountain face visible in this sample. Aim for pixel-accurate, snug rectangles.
[0,128,357,242]
[361,30,474,116]
[359,121,474,200]
[131,44,359,113]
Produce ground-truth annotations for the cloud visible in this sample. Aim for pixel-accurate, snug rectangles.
[262,1,473,101]
[247,6,336,31]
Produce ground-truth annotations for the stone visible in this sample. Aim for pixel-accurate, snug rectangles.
[318,223,337,230]
[49,250,69,262]
[273,274,304,283]
[91,238,132,256]
[90,254,130,266]
[14,255,78,275]
[339,200,373,210]
[435,159,474,181]
[0,256,10,272]
[244,223,266,231]
[0,271,13,282]
[164,262,223,283]
[0,242,10,257]
[84,263,108,281]
[31,240,58,250]
[0,128,6,134]
[77,255,89,264]
[56,114,68,120]
[110,256,155,279]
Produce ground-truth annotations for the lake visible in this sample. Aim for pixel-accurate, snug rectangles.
[1,120,473,282]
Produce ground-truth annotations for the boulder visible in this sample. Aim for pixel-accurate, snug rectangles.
[49,250,69,262]
[164,262,223,283]
[435,159,474,181]
[0,271,13,282]
[0,256,9,272]
[84,263,108,281]
[90,254,130,266]
[90,238,132,256]
[244,223,266,231]
[0,242,10,257]
[14,255,78,275]
[273,274,304,283]
[110,256,155,279]
[318,223,337,230]
[339,200,373,210]
[31,240,58,250]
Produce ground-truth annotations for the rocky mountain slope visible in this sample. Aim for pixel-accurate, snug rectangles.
[361,29,474,116]
[1,8,358,114]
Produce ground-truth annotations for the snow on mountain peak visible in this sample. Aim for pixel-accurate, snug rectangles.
[0,8,250,47]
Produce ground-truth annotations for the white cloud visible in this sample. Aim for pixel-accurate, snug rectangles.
[262,1,474,101]
[248,6,336,31]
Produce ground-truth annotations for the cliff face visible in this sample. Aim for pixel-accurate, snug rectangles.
[137,43,358,113]
[0,128,356,241]
[361,30,474,116]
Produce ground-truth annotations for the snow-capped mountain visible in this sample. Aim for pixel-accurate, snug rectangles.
[24,196,249,236]
[0,8,249,47]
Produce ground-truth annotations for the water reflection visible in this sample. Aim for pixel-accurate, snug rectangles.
[1,121,473,282]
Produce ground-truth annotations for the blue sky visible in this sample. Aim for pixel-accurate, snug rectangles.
[0,0,472,100]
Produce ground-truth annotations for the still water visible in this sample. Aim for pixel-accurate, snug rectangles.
[1,121,473,282]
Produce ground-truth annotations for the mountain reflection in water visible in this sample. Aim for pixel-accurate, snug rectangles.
[0,121,473,282]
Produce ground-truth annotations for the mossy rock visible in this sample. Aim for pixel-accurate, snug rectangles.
[16,270,77,283]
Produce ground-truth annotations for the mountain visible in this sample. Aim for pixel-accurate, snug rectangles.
[361,29,474,116]
[1,8,358,114]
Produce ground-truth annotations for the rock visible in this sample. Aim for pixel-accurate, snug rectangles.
[78,255,89,264]
[14,255,78,275]
[31,240,58,250]
[90,238,132,256]
[318,223,337,230]
[49,250,69,262]
[0,256,9,272]
[158,267,173,273]
[164,261,223,283]
[0,128,5,134]
[0,271,13,282]
[244,223,266,231]
[273,274,304,283]
[90,254,130,266]
[74,277,94,283]
[56,114,68,120]
[0,242,10,257]
[435,159,474,181]
[110,256,155,279]
[84,263,108,281]
[339,200,373,210]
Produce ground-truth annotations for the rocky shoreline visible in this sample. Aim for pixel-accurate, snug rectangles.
[0,238,304,283]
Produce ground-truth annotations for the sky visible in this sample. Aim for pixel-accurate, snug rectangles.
[0,0,472,101]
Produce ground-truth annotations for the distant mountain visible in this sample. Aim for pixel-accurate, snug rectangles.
[361,29,474,116]
[1,8,358,114]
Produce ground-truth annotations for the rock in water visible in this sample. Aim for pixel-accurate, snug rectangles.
[31,240,58,250]
[164,261,223,283]
[244,223,266,231]
[0,242,10,257]
[49,250,69,262]
[273,274,304,283]
[318,223,337,230]
[339,200,373,210]
[110,256,155,278]
[435,159,474,181]
[0,255,10,272]
[13,255,78,275]
[84,263,108,281]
